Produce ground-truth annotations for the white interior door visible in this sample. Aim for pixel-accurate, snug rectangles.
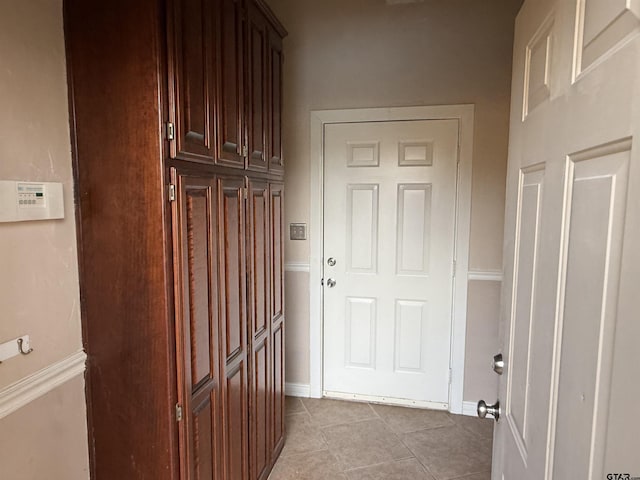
[322,119,459,408]
[495,0,640,478]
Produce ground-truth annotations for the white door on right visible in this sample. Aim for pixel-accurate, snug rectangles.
[494,1,640,479]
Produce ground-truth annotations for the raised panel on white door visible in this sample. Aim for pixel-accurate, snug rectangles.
[347,184,379,274]
[575,0,640,75]
[394,300,427,373]
[347,141,380,167]
[398,141,434,167]
[523,16,554,119]
[345,297,377,369]
[506,165,544,463]
[551,140,631,480]
[396,184,431,276]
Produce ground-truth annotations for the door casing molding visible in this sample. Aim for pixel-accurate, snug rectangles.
[309,104,474,414]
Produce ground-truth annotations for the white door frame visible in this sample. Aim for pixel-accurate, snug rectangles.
[309,105,475,414]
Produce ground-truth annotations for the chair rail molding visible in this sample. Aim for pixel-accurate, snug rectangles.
[0,350,87,419]
[284,262,311,273]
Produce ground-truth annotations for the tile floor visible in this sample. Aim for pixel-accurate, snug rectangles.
[269,397,494,480]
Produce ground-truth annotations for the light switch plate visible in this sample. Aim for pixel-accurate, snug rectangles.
[290,223,307,240]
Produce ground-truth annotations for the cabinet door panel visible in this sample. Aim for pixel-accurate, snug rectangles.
[218,176,249,479]
[247,5,268,172]
[268,29,284,172]
[251,337,270,480]
[215,0,245,168]
[269,183,285,455]
[225,363,247,480]
[168,0,215,162]
[248,179,271,479]
[172,171,221,480]
[271,321,284,454]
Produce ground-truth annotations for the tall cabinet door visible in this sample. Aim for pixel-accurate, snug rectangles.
[215,0,246,169]
[246,3,269,172]
[218,176,249,480]
[269,182,285,456]
[267,30,284,173]
[247,179,271,479]
[171,169,221,480]
[167,0,215,162]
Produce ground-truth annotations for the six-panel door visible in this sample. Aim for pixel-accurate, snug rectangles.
[496,0,640,478]
[322,119,459,408]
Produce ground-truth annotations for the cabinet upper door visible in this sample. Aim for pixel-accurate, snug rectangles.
[215,0,246,169]
[247,3,269,172]
[267,29,284,173]
[167,0,216,162]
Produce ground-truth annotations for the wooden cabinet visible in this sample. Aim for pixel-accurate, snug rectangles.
[172,173,222,479]
[215,0,246,168]
[247,179,270,479]
[247,4,268,172]
[269,183,285,453]
[168,0,216,162]
[65,0,286,479]
[217,176,250,480]
[267,31,284,172]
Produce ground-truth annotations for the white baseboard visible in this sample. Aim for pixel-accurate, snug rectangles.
[0,350,87,419]
[285,382,311,397]
[462,400,479,417]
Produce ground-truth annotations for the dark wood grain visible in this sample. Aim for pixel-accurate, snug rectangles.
[247,4,268,172]
[248,179,271,479]
[215,0,246,169]
[66,0,286,478]
[172,172,221,479]
[218,176,249,480]
[167,0,216,162]
[269,182,285,459]
[64,0,179,478]
[267,29,284,173]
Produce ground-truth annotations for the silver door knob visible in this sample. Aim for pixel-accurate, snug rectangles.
[326,278,337,288]
[327,257,337,267]
[493,353,504,375]
[477,400,500,422]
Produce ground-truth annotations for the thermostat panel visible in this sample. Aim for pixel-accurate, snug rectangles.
[0,181,65,223]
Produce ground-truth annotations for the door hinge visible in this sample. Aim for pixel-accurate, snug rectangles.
[448,369,453,385]
[168,184,176,202]
[452,259,457,278]
[242,145,248,158]
[243,187,248,200]
[175,403,183,422]
[166,122,175,141]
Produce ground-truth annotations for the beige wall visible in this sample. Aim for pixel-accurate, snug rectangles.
[0,0,89,477]
[0,377,89,480]
[269,0,518,401]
